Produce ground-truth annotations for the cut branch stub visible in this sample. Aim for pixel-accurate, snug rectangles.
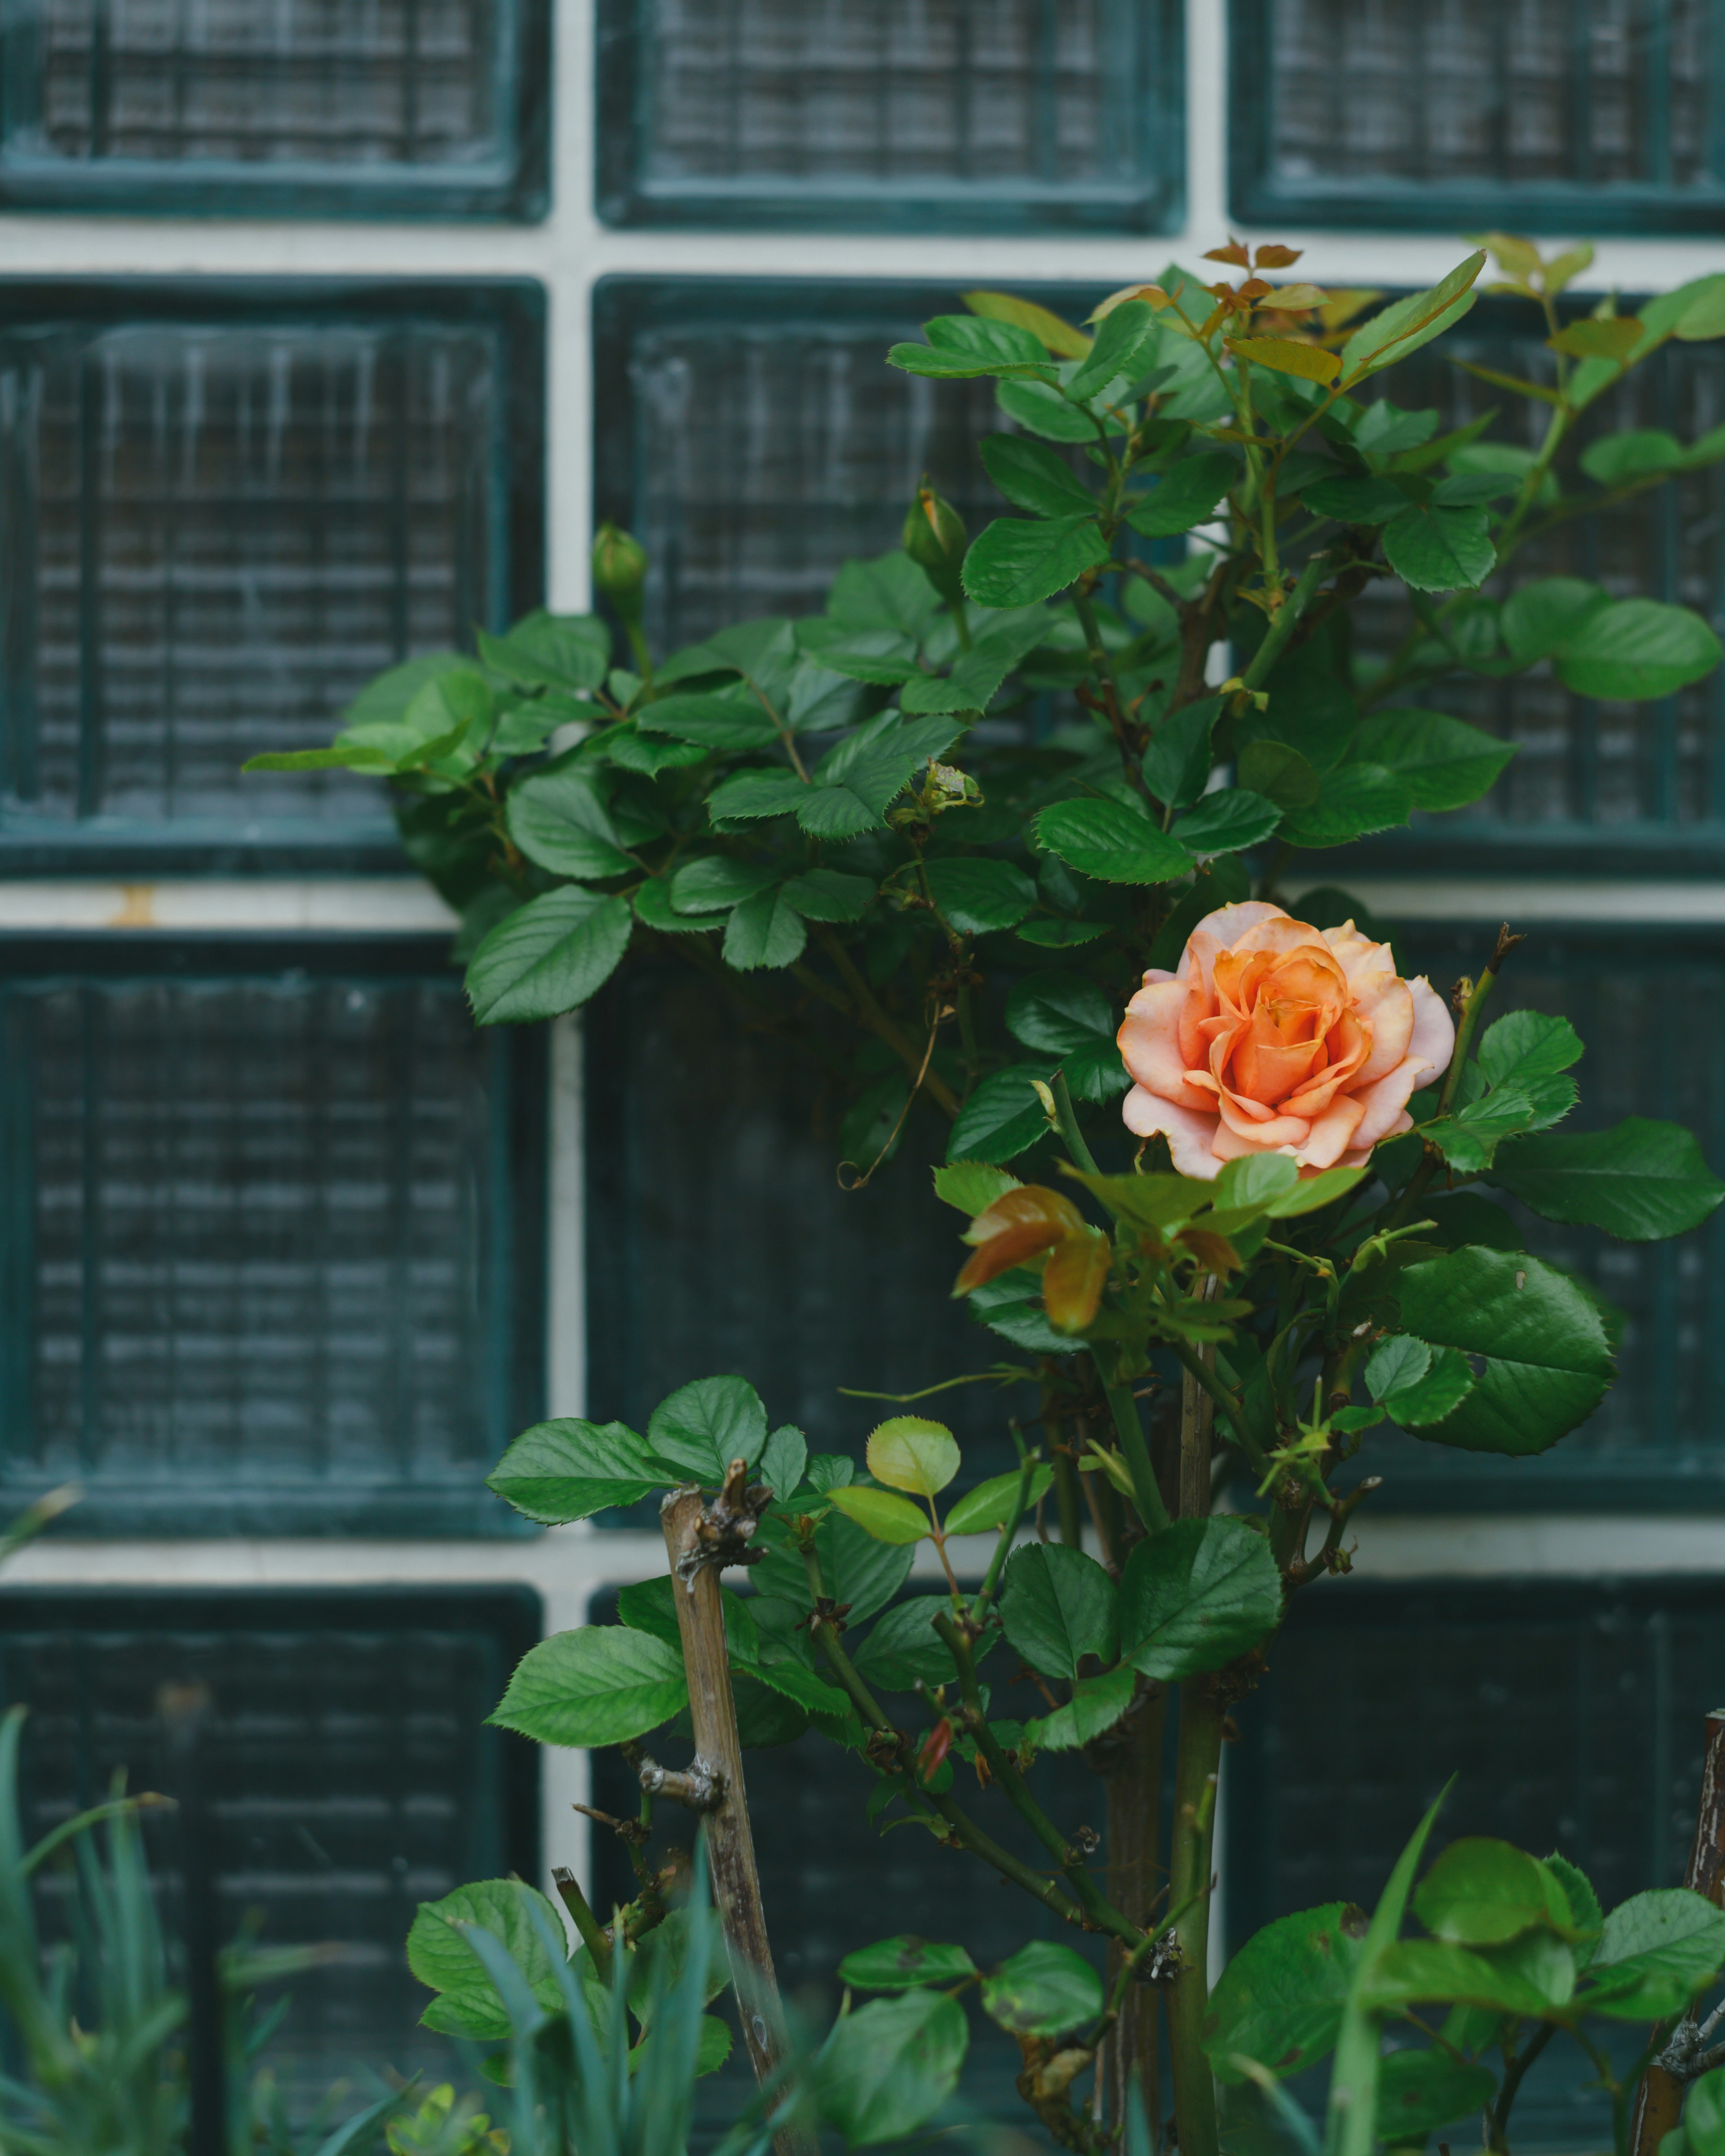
[1630,1709,1725,2156]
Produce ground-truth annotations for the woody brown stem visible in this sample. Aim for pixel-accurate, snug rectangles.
[661,1488,815,2156]
[1101,1686,1167,2129]
[1631,1711,1725,2156]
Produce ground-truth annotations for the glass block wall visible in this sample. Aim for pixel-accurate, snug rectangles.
[0,282,544,868]
[595,0,1183,232]
[0,0,551,215]
[0,944,544,1534]
[1232,0,1725,232]
[0,1589,539,2105]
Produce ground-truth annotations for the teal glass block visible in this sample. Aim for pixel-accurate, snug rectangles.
[1333,294,1725,872]
[593,276,1105,650]
[1232,0,1725,234]
[0,0,549,218]
[0,1587,539,2112]
[1228,1579,1725,2148]
[0,940,544,1535]
[596,0,1182,233]
[0,280,544,872]
[1344,920,1725,1511]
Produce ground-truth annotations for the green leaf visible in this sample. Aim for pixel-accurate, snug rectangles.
[466,888,632,1025]
[1119,1518,1283,1681]
[1036,798,1193,884]
[867,1416,960,1497]
[946,1065,1056,1165]
[962,514,1109,608]
[1553,598,1724,701]
[1390,1249,1611,1455]
[900,611,1052,716]
[487,1418,668,1524]
[942,1464,1056,1536]
[408,1878,568,2039]
[722,886,808,971]
[889,314,1055,381]
[1477,1009,1583,1091]
[933,1160,1022,1214]
[1364,1937,1566,2019]
[1172,788,1282,855]
[1488,1118,1725,1241]
[1349,710,1515,812]
[1685,2067,1725,2156]
[648,1375,769,1481]
[827,1485,932,1545]
[980,434,1095,517]
[779,869,876,923]
[632,879,727,937]
[1237,739,1320,811]
[754,1508,914,1623]
[999,1543,1119,1679]
[1004,973,1128,1101]
[758,1424,807,1502]
[705,769,810,825]
[1278,763,1415,848]
[964,289,1093,360]
[1580,429,1685,485]
[1302,474,1410,524]
[1126,451,1238,540]
[1413,1838,1571,1947]
[850,1598,958,1691]
[635,691,780,751]
[1381,503,1496,592]
[1582,1891,1725,2019]
[1066,299,1161,402]
[998,376,1119,443]
[669,858,778,914]
[1340,254,1486,383]
[1269,1165,1368,1217]
[489,1627,688,1748]
[1143,694,1223,810]
[243,743,394,773]
[1376,1342,1476,1429]
[1376,2050,1498,2139]
[617,1574,759,1666]
[1501,577,1612,662]
[980,1941,1104,2037]
[923,857,1038,934]
[817,1989,968,2146]
[481,610,610,695]
[1202,1902,1365,2082]
[1022,1662,1137,1750]
[1545,1853,1604,1945]
[839,1937,978,1992]
[1226,335,1340,385]
[504,773,632,879]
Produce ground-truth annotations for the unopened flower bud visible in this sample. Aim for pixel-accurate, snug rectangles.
[591,521,648,607]
[902,477,968,604]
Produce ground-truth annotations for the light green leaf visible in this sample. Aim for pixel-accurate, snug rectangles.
[998,376,1119,443]
[827,1485,932,1544]
[933,1160,1022,1214]
[487,1418,668,1524]
[1413,1838,1571,1947]
[999,1543,1119,1679]
[1580,429,1685,485]
[1022,1662,1137,1750]
[980,1941,1104,2037]
[1553,597,1723,701]
[648,1375,770,1481]
[1340,255,1486,383]
[1582,1890,1725,2019]
[506,772,634,880]
[1202,1901,1365,2082]
[1501,577,1612,661]
[1381,503,1496,592]
[867,1417,960,1497]
[759,1424,807,1502]
[817,1989,968,2147]
[466,888,632,1025]
[408,1878,568,2039]
[1119,1518,1283,1680]
[490,1627,688,1748]
[942,1464,1056,1536]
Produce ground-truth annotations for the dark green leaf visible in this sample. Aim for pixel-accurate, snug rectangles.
[851,1599,956,1692]
[1143,695,1223,810]
[479,610,610,695]
[1583,1891,1725,2019]
[1067,299,1161,403]
[466,888,632,1024]
[722,887,807,971]
[1488,1118,1725,1241]
[408,1878,569,2039]
[946,1065,1055,1164]
[899,611,1051,715]
[980,1941,1104,2037]
[487,1418,668,1524]
[635,692,780,751]
[1382,503,1496,592]
[1685,2067,1725,2156]
[490,1627,688,1748]
[506,772,634,880]
[1391,1249,1612,1454]
[1237,739,1321,811]
[1554,599,1723,702]
[962,514,1109,608]
[817,1990,968,2146]
[1414,1839,1571,1946]
[706,769,811,825]
[998,1543,1119,1679]
[1022,1662,1137,1750]
[1126,451,1238,539]
[1349,710,1515,812]
[1172,788,1282,854]
[1302,474,1409,524]
[617,1574,759,1666]
[759,1425,807,1502]
[779,869,876,923]
[1376,2050,1498,2138]
[1119,1518,1283,1680]
[825,552,943,637]
[1278,763,1415,848]
[648,1375,770,1481]
[838,1937,978,1992]
[632,879,728,936]
[923,857,1038,934]
[1036,797,1193,884]
[669,858,777,913]
[1477,1010,1583,1091]
[998,376,1116,443]
[1202,1902,1365,2082]
[980,434,1095,517]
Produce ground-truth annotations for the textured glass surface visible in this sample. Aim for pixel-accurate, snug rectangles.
[597,0,1181,231]
[585,962,1032,1472]
[0,1589,538,2109]
[1229,1580,1725,2143]
[595,279,1096,650]
[1348,923,1725,1506]
[0,952,537,1534]
[0,0,547,216]
[0,287,540,856]
[1235,0,1725,230]
[1359,301,1725,852]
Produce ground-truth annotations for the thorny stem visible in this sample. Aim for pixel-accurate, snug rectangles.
[1166,1334,1264,1472]
[933,1613,1145,1952]
[1490,2022,1557,2154]
[1070,584,1141,785]
[1103,1370,1172,1533]
[1050,1069,1101,1176]
[1165,1679,1225,2156]
[970,1446,1040,1626]
[1238,550,1330,691]
[552,1867,612,1972]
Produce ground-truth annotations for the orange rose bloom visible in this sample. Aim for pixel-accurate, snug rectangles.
[1117,901,1454,1179]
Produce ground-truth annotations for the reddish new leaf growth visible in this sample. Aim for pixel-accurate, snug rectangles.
[955,1186,1086,1293]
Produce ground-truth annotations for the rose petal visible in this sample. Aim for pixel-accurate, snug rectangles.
[1119,980,1212,1111]
[1180,901,1291,990]
[1121,1086,1224,1179]
[1348,972,1414,1084]
[1292,1092,1367,1170]
[1347,1058,1429,1150]
[1407,975,1455,1083]
[1215,1093,1312,1147]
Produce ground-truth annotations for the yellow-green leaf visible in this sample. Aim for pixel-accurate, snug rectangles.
[1042,1228,1112,1333]
[827,1484,932,1545]
[867,1417,961,1497]
[962,289,1092,361]
[1225,336,1340,385]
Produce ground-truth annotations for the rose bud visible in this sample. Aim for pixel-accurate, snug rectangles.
[1118,901,1454,1178]
[902,477,969,605]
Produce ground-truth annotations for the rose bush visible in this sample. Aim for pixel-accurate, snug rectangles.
[1119,900,1455,1177]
